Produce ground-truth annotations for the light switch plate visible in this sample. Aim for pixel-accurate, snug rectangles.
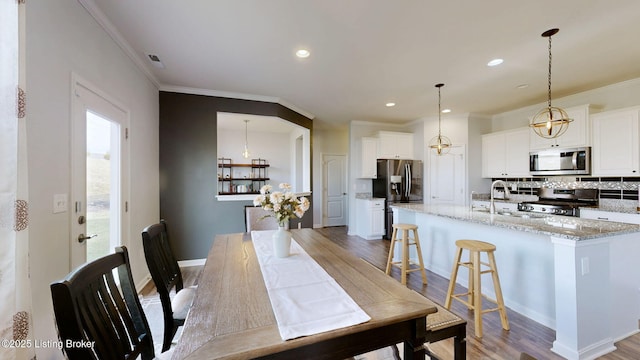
[53,193,68,213]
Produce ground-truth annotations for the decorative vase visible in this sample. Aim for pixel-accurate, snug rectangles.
[273,225,291,258]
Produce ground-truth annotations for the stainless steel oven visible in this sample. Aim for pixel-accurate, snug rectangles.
[529,147,590,176]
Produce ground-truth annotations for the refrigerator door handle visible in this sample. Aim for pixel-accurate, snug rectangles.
[405,163,411,197]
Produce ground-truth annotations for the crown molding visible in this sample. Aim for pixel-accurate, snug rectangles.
[350,120,412,128]
[160,85,315,120]
[78,0,160,88]
[78,0,316,120]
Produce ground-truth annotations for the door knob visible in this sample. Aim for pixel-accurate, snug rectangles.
[77,233,97,243]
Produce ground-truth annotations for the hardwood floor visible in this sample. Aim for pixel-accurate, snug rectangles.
[142,227,639,359]
[314,226,640,360]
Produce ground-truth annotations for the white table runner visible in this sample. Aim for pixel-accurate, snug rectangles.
[251,230,371,340]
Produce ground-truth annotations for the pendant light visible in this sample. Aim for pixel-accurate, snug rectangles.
[429,83,452,155]
[242,119,251,159]
[529,28,573,139]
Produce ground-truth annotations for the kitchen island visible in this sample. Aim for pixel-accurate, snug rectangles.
[391,203,640,360]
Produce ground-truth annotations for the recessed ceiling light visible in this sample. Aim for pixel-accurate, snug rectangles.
[487,58,504,67]
[442,109,451,113]
[296,49,310,58]
[385,102,396,107]
[516,84,529,89]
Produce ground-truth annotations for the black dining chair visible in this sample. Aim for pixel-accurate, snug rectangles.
[50,246,155,360]
[142,220,196,352]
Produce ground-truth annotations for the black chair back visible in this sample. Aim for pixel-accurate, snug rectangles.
[50,246,154,360]
[141,220,184,351]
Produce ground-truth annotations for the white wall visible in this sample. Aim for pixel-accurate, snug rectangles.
[491,77,640,132]
[217,128,292,190]
[347,121,414,234]
[26,1,158,358]
[312,127,349,228]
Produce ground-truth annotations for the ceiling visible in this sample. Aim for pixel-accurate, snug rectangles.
[217,112,297,133]
[82,0,640,130]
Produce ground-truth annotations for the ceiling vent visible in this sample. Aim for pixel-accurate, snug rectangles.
[147,54,165,68]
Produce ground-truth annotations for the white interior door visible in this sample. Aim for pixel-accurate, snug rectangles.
[323,154,347,226]
[70,76,129,270]
[429,145,465,205]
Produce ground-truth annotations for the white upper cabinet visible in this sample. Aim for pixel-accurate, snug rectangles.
[377,131,414,159]
[482,127,530,178]
[359,137,378,178]
[529,104,592,150]
[591,106,640,176]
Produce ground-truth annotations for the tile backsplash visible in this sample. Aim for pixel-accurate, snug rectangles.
[491,176,640,211]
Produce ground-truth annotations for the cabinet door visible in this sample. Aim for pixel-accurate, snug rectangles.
[371,208,385,235]
[592,108,640,176]
[377,132,397,159]
[360,137,378,178]
[377,132,414,159]
[504,128,530,177]
[559,105,590,147]
[530,105,591,149]
[394,133,414,159]
[482,132,506,177]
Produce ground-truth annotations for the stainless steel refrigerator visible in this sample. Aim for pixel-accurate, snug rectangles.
[372,159,423,239]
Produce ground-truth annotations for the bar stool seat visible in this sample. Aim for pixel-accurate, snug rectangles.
[444,239,509,338]
[385,223,427,286]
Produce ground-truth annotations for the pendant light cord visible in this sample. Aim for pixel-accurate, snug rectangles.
[438,86,442,137]
[245,120,248,147]
[435,83,444,139]
[547,34,553,109]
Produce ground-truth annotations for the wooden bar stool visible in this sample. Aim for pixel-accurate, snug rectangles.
[444,239,509,338]
[385,223,427,286]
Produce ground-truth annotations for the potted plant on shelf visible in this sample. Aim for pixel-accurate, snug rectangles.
[253,183,310,257]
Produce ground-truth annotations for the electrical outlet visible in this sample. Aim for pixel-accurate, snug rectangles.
[581,257,590,275]
[53,193,68,213]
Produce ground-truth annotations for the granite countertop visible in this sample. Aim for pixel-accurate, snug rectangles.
[583,206,640,215]
[355,193,385,201]
[391,203,640,241]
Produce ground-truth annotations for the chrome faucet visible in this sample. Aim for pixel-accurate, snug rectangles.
[490,180,511,214]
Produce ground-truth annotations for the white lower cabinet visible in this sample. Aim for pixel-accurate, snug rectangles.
[580,209,640,225]
[472,200,518,213]
[356,198,385,240]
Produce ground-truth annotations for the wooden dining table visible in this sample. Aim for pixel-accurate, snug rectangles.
[172,228,437,360]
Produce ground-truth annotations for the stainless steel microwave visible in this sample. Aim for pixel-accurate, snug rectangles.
[529,147,591,176]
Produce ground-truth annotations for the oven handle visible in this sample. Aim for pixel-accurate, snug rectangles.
[572,151,578,169]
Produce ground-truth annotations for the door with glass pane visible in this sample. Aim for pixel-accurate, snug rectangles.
[70,77,128,269]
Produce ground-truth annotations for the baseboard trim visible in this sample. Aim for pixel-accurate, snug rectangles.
[178,258,206,267]
[136,274,152,295]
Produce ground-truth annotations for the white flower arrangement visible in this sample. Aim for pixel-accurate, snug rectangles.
[253,183,310,227]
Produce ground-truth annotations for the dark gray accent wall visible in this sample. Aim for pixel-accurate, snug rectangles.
[159,92,313,260]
